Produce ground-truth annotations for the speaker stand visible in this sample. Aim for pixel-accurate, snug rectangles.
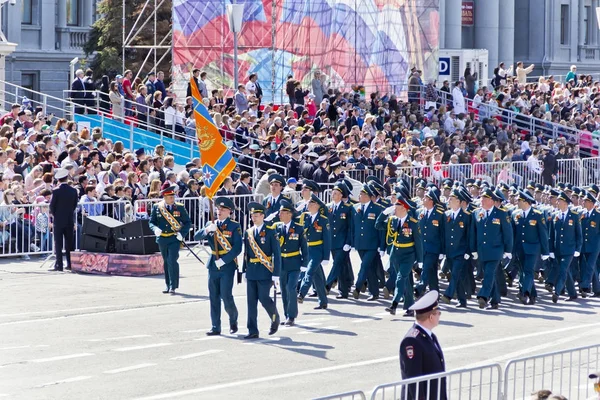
[39,253,56,269]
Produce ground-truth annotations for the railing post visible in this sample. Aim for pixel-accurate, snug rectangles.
[42,94,47,114]
[129,123,134,152]
[100,114,105,133]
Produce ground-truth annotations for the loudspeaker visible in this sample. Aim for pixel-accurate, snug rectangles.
[83,216,123,239]
[81,235,114,253]
[115,237,159,255]
[114,220,153,238]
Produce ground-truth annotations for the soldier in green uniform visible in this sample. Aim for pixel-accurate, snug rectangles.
[275,199,308,326]
[149,185,191,294]
[194,197,242,336]
[242,202,281,339]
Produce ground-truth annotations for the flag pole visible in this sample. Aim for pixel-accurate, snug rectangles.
[209,197,219,261]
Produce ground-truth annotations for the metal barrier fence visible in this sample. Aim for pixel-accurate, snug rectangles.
[503,344,600,400]
[369,363,502,400]
[312,390,367,400]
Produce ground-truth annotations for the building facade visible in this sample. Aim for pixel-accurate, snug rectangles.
[441,0,600,82]
[1,0,96,102]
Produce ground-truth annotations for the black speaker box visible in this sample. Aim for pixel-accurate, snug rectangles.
[114,220,154,239]
[83,216,123,239]
[81,235,114,253]
[115,236,159,255]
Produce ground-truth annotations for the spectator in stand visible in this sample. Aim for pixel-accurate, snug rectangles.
[187,68,200,97]
[464,67,478,99]
[516,61,535,84]
[311,71,327,104]
[155,71,167,100]
[136,85,148,125]
[452,81,466,115]
[71,69,86,114]
[109,81,124,122]
[234,85,249,114]
[293,81,310,117]
[285,75,296,107]
[408,68,422,104]
[145,71,157,97]
[122,70,135,117]
[198,71,208,98]
[565,65,577,84]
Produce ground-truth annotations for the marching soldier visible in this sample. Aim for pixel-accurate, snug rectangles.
[399,290,446,400]
[149,185,191,295]
[325,182,354,298]
[472,188,513,310]
[580,191,600,297]
[548,192,582,303]
[195,197,241,335]
[376,193,423,316]
[275,199,307,326]
[352,184,385,301]
[296,179,321,215]
[242,202,281,339]
[297,194,331,309]
[415,188,445,297]
[263,173,289,222]
[440,189,472,308]
[512,191,549,306]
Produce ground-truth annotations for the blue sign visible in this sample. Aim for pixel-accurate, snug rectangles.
[439,57,450,75]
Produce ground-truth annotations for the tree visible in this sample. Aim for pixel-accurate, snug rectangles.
[84,0,172,82]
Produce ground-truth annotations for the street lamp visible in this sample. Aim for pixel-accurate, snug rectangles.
[226,3,244,90]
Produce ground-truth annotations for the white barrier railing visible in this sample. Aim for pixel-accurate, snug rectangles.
[312,390,367,400]
[369,363,502,400]
[503,344,600,400]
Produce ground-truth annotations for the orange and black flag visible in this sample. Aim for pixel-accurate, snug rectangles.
[189,75,236,199]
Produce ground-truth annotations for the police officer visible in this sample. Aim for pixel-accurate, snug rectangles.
[275,199,307,326]
[195,197,241,336]
[440,189,472,308]
[399,290,446,400]
[242,202,281,339]
[352,184,385,301]
[149,185,191,294]
[263,173,289,221]
[49,168,79,272]
[579,191,600,297]
[415,188,445,297]
[297,194,331,309]
[377,194,423,316]
[548,192,582,303]
[472,188,513,309]
[512,191,549,305]
[325,183,354,298]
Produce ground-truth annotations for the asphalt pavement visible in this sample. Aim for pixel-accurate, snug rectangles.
[0,251,599,400]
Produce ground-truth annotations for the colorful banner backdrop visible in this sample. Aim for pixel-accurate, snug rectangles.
[172,0,439,103]
[189,77,236,198]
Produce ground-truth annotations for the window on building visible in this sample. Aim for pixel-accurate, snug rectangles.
[22,0,32,24]
[585,6,591,45]
[560,4,569,45]
[67,0,79,26]
[21,73,39,102]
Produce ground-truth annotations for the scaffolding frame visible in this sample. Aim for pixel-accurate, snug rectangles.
[121,0,172,82]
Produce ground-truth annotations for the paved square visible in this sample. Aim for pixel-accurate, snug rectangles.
[1,252,599,399]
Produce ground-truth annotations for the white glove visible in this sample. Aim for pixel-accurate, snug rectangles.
[215,259,225,268]
[472,252,478,260]
[379,250,385,258]
[204,222,217,233]
[242,273,247,283]
[439,254,445,261]
[176,233,183,242]
[464,253,471,260]
[383,206,395,215]
[343,244,351,252]
[541,254,549,261]
[574,251,580,258]
[503,252,512,260]
[417,262,423,269]
[351,247,356,251]
[272,276,280,287]
[265,213,276,222]
[549,252,555,259]
[153,227,162,237]
[300,266,308,272]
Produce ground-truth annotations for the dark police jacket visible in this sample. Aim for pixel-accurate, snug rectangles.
[400,324,446,400]
[580,207,600,254]
[49,183,79,227]
[418,207,446,255]
[512,208,549,256]
[243,224,281,280]
[472,206,513,261]
[194,218,242,271]
[351,202,385,251]
[275,221,308,271]
[550,208,582,257]
[444,208,472,259]
[327,201,353,250]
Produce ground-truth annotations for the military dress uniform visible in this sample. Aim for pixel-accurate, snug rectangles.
[399,291,446,400]
[441,191,472,308]
[579,192,600,295]
[351,185,385,300]
[262,174,290,222]
[325,185,354,298]
[472,190,513,308]
[275,200,308,325]
[376,194,423,315]
[149,186,191,293]
[511,191,549,305]
[242,202,281,338]
[194,197,241,335]
[298,194,331,309]
[416,190,445,296]
[548,193,582,302]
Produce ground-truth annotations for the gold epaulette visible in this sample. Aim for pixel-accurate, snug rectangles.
[409,217,418,223]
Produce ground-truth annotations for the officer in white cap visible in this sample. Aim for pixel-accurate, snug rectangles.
[399,290,447,400]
